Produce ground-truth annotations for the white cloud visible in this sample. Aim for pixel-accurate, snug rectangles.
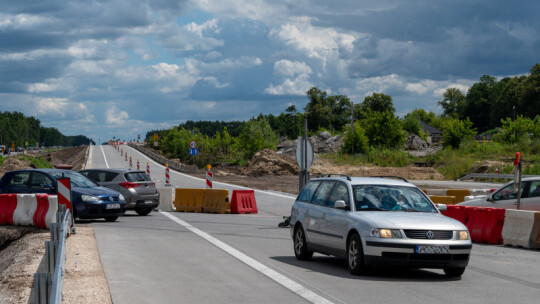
[106,106,130,125]
[265,60,313,95]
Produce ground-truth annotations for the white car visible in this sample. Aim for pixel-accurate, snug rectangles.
[290,175,472,277]
[458,177,540,211]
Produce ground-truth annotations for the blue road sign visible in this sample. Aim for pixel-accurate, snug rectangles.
[189,148,198,156]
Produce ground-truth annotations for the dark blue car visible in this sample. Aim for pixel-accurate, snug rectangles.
[0,169,126,221]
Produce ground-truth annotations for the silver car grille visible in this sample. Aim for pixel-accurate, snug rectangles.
[403,230,453,240]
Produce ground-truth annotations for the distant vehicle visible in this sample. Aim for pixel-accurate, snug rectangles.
[79,169,159,215]
[458,177,540,211]
[290,175,471,277]
[15,147,24,152]
[0,169,126,221]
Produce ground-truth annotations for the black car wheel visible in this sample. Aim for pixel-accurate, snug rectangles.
[347,233,367,275]
[294,225,313,260]
[104,216,118,222]
[135,207,152,216]
[444,267,466,277]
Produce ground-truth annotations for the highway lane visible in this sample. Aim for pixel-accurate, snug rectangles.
[86,145,540,304]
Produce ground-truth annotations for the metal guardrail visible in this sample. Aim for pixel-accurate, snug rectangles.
[128,143,197,173]
[33,205,73,304]
[458,173,540,182]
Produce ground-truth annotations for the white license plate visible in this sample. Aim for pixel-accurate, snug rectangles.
[145,200,154,204]
[415,245,450,254]
[106,203,121,209]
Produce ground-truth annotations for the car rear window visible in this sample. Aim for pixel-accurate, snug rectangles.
[125,172,151,182]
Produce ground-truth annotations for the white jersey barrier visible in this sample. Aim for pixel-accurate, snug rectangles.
[501,209,540,249]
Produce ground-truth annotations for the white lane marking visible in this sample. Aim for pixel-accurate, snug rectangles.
[100,145,109,168]
[85,145,93,169]
[121,145,296,200]
[161,211,334,304]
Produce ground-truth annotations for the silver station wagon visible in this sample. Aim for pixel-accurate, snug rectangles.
[290,175,472,277]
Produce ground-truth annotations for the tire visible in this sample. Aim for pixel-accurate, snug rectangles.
[294,225,313,261]
[135,207,152,216]
[444,267,466,277]
[347,233,367,275]
[104,216,118,222]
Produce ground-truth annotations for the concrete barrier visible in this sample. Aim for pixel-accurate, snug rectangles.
[174,188,204,212]
[502,209,540,249]
[157,188,175,211]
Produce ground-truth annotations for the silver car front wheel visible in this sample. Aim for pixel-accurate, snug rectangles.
[347,233,366,275]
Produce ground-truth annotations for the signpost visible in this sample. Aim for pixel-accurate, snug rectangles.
[513,152,523,210]
[296,118,314,192]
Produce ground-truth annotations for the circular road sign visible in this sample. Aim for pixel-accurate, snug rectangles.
[296,137,314,171]
[154,141,158,147]
[189,140,198,149]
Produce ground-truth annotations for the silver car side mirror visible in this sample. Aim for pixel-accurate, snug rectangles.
[436,204,447,211]
[335,200,347,209]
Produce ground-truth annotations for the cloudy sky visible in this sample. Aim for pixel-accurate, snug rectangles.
[1,0,539,143]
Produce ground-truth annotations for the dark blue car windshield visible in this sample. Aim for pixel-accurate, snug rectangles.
[49,171,98,188]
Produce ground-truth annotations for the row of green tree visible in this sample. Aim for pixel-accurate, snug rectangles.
[0,111,93,147]
[147,63,539,165]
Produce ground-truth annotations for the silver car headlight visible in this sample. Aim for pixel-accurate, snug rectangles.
[457,230,470,240]
[81,195,99,202]
[370,228,402,238]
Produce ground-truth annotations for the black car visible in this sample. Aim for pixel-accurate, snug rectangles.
[0,169,126,221]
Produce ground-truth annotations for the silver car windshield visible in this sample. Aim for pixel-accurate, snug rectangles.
[353,185,436,213]
[49,171,99,188]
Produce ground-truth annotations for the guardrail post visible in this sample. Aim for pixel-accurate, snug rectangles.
[50,223,59,242]
[33,272,52,304]
[45,240,58,274]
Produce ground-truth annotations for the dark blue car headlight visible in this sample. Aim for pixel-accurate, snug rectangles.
[81,195,99,202]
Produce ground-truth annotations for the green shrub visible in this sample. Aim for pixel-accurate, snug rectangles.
[441,118,477,149]
[341,121,369,154]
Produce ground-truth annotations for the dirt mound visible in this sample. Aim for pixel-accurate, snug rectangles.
[0,157,34,177]
[241,149,300,176]
[50,146,88,171]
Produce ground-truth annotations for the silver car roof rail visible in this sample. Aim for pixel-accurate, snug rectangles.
[371,176,409,183]
[316,174,352,181]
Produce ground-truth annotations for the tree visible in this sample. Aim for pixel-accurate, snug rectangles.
[238,119,278,158]
[441,118,477,149]
[359,93,395,114]
[360,111,405,149]
[304,87,333,132]
[341,121,369,154]
[493,116,535,144]
[518,63,540,119]
[438,88,465,118]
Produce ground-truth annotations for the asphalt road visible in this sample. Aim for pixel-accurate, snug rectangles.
[86,145,540,304]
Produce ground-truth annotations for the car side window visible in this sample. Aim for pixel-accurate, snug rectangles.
[30,172,53,189]
[105,172,119,182]
[327,182,349,208]
[297,181,321,202]
[528,181,540,198]
[8,172,30,187]
[493,183,525,200]
[311,181,336,206]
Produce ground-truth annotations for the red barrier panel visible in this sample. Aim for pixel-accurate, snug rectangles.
[467,207,488,243]
[441,205,469,225]
[0,194,18,225]
[482,208,506,244]
[230,190,258,214]
[33,195,50,229]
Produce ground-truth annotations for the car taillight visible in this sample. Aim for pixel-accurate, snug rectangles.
[151,182,155,187]
[120,182,140,189]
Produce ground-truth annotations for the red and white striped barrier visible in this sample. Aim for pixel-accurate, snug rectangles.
[206,170,213,189]
[146,162,150,177]
[121,149,123,156]
[0,194,58,229]
[57,177,72,212]
[165,164,171,186]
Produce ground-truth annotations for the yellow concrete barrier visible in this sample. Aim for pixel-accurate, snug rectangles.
[429,195,456,205]
[174,188,204,212]
[502,209,540,249]
[446,189,471,204]
[202,189,230,214]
